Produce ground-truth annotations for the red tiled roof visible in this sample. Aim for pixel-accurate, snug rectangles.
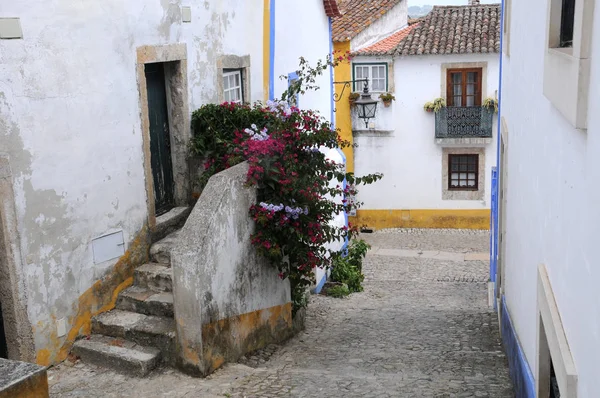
[396,4,501,55]
[354,4,500,56]
[323,0,342,18]
[355,24,419,55]
[332,0,403,42]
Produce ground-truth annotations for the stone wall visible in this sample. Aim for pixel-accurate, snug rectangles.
[171,162,292,376]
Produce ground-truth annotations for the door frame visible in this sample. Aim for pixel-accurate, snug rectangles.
[0,156,35,361]
[136,44,191,227]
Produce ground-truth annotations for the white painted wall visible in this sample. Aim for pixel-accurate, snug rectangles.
[274,1,342,288]
[350,1,409,51]
[0,0,265,358]
[352,53,499,210]
[273,0,332,120]
[501,0,600,395]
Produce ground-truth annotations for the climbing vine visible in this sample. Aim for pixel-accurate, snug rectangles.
[191,53,382,314]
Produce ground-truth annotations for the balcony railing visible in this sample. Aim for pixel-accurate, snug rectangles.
[435,106,494,138]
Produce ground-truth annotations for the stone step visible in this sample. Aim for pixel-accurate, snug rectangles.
[91,310,176,365]
[149,230,181,264]
[134,263,173,292]
[116,286,174,317]
[151,206,191,243]
[72,335,161,377]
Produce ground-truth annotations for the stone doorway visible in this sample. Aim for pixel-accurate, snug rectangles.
[136,44,191,227]
[0,156,35,361]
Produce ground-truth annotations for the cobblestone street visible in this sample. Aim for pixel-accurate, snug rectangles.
[49,229,514,397]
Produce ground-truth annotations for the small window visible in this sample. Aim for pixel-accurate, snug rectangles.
[448,154,479,190]
[223,69,244,103]
[559,0,575,48]
[353,64,387,92]
[446,68,482,107]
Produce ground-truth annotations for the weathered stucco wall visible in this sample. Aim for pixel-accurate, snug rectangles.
[0,0,264,364]
[171,162,292,376]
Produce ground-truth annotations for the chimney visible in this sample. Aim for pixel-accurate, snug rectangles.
[468,0,481,4]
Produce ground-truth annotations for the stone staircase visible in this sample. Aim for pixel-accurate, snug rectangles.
[72,208,188,377]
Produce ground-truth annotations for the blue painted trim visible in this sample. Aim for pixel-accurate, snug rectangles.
[315,272,327,294]
[501,297,536,398]
[268,0,276,101]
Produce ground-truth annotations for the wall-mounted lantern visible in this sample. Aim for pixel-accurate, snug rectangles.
[333,79,378,128]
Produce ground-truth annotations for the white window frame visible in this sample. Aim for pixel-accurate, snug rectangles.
[543,0,594,129]
[536,264,577,397]
[223,69,243,104]
[353,63,388,93]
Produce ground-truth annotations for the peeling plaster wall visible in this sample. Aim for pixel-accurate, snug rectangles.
[171,162,292,375]
[353,53,499,211]
[0,0,264,363]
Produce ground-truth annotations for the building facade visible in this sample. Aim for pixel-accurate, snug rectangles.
[494,0,600,396]
[0,0,338,366]
[334,3,500,229]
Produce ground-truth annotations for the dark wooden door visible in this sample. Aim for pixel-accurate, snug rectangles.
[145,63,175,215]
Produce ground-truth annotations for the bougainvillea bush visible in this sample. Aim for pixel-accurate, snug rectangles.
[190,55,382,314]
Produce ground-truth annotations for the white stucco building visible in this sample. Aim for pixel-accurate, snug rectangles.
[493,0,600,396]
[0,0,339,366]
[340,3,500,230]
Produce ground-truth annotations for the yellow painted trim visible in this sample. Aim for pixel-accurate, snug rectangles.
[350,209,491,230]
[34,226,150,366]
[333,41,354,173]
[263,0,271,102]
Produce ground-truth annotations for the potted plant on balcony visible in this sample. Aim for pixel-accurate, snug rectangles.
[483,97,499,113]
[379,93,395,107]
[424,97,446,113]
[348,92,360,107]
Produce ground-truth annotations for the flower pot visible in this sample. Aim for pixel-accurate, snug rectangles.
[426,108,434,113]
[383,101,392,108]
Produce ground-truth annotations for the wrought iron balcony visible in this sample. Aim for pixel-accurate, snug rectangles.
[435,106,494,138]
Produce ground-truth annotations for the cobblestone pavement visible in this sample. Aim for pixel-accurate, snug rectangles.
[49,229,513,397]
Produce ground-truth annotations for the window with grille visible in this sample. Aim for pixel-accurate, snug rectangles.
[223,69,244,103]
[446,68,482,107]
[560,0,575,47]
[353,64,387,92]
[448,154,479,190]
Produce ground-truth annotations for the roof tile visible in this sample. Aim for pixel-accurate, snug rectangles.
[395,4,501,56]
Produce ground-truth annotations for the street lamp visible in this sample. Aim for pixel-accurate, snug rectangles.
[333,79,378,129]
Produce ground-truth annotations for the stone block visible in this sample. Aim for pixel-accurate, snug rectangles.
[72,335,161,377]
[171,162,293,376]
[0,358,48,397]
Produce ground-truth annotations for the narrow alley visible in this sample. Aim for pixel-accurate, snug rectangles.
[49,229,513,397]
